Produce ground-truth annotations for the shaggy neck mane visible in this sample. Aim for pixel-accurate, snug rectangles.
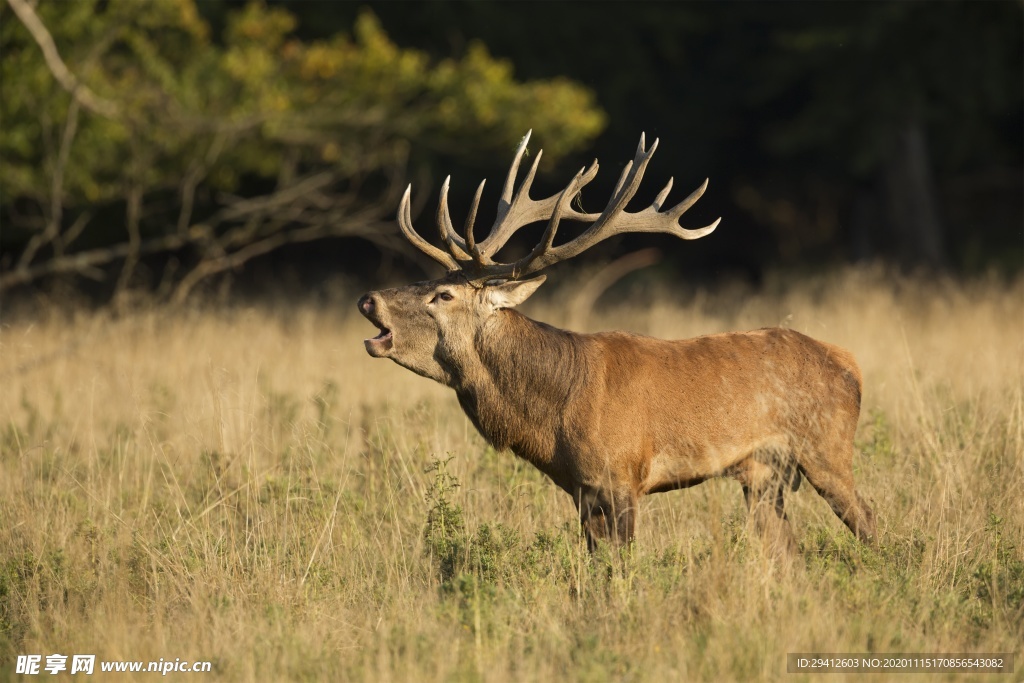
[454,309,588,468]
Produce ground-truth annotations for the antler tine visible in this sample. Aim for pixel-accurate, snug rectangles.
[465,179,486,265]
[598,134,660,226]
[653,177,674,209]
[609,160,634,206]
[663,178,721,240]
[479,130,536,258]
[667,177,708,218]
[511,166,587,276]
[437,176,471,261]
[477,146,544,257]
[607,132,649,201]
[398,185,460,271]
[673,215,721,240]
[500,130,533,204]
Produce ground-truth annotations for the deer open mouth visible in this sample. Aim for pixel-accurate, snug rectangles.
[364,322,394,356]
[358,293,395,357]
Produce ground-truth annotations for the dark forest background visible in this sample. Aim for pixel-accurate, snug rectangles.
[2,0,1021,305]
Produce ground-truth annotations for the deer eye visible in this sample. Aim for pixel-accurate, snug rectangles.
[432,291,454,303]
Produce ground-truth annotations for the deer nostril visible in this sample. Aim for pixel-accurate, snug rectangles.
[358,294,375,315]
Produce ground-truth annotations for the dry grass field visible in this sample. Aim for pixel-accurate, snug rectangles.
[1,267,1022,681]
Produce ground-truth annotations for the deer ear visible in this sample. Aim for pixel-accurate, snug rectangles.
[486,275,546,309]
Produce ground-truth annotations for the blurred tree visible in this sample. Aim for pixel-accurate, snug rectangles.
[750,2,1022,270]
[0,0,605,301]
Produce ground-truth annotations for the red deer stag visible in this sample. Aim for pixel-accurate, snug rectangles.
[358,131,876,554]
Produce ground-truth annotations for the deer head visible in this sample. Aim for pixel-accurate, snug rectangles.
[357,131,720,384]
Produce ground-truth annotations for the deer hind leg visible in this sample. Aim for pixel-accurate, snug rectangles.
[574,486,637,552]
[733,455,798,558]
[799,447,876,545]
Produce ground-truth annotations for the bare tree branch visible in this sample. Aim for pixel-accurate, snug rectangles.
[0,233,188,289]
[114,182,144,297]
[169,218,402,303]
[5,0,119,119]
[177,132,229,237]
[216,172,336,222]
[57,210,93,254]
[0,170,414,295]
[17,99,81,268]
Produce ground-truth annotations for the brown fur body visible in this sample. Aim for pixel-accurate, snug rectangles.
[457,311,874,551]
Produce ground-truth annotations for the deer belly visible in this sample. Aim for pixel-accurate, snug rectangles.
[642,435,790,494]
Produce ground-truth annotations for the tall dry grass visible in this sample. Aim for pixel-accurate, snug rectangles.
[1,268,1022,681]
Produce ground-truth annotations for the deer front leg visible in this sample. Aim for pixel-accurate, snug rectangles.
[574,486,637,552]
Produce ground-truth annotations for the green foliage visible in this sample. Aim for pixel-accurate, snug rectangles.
[0,0,604,285]
[967,514,1024,629]
[856,408,897,464]
[423,455,581,601]
[424,456,465,583]
[1,1,603,205]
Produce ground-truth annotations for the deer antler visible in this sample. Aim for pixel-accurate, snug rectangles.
[397,131,720,279]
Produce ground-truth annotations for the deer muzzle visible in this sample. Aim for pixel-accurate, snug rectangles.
[357,293,394,357]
